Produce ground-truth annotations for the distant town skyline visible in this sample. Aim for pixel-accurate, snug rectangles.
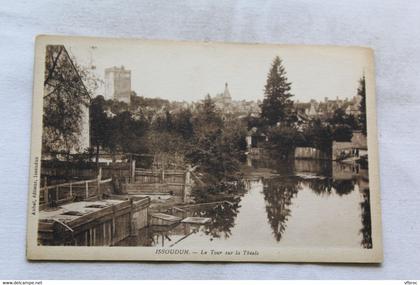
[68,41,371,103]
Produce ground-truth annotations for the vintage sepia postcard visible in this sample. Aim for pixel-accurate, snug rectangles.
[27,35,382,262]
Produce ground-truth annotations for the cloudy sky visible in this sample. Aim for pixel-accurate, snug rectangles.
[68,39,372,103]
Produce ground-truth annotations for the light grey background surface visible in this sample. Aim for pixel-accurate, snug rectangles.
[0,0,419,279]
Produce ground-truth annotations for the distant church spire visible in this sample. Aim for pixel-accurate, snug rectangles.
[223,82,231,99]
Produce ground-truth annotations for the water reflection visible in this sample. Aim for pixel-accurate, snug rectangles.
[207,202,239,239]
[333,179,356,196]
[118,158,372,249]
[260,174,364,244]
[118,200,242,247]
[262,177,300,241]
[360,188,372,248]
[307,178,333,196]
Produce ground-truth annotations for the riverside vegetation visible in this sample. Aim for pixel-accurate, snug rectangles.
[43,50,368,201]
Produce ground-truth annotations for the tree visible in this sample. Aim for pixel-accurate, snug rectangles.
[331,124,353,142]
[187,95,244,182]
[244,114,263,131]
[329,108,358,129]
[267,125,304,159]
[358,75,367,135]
[304,119,333,154]
[172,108,194,139]
[109,111,149,154]
[43,45,94,156]
[188,96,222,178]
[260,56,294,126]
[165,110,173,130]
[104,98,129,114]
[90,96,110,164]
[193,95,223,140]
[324,108,355,143]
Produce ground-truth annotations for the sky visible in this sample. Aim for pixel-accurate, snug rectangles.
[67,39,372,103]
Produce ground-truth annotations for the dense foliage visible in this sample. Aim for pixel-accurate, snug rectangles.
[258,56,367,158]
[90,93,247,188]
[43,45,94,154]
[358,76,367,135]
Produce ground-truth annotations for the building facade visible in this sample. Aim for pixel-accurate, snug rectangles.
[104,66,131,104]
[332,130,368,161]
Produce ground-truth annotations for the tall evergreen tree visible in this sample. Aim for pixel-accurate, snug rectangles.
[260,56,294,126]
[358,75,367,135]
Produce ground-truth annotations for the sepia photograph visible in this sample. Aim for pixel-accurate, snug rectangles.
[27,35,382,262]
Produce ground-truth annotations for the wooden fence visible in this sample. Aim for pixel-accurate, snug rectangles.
[39,175,113,210]
[41,160,133,183]
[124,168,188,198]
[134,168,185,184]
[294,147,329,160]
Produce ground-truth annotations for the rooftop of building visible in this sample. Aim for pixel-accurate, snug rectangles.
[105,65,131,73]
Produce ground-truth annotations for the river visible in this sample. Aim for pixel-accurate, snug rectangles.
[118,158,372,249]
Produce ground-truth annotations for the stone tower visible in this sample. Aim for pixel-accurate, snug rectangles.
[104,66,131,104]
